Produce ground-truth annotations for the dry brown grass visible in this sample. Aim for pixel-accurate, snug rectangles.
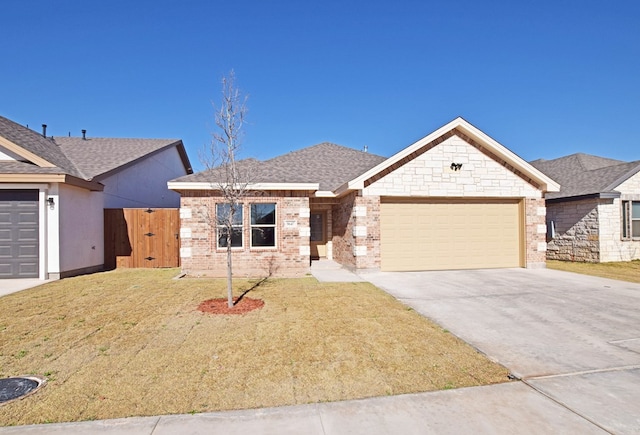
[547,259,640,284]
[0,269,508,425]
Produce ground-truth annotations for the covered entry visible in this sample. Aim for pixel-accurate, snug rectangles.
[0,190,39,278]
[380,198,523,271]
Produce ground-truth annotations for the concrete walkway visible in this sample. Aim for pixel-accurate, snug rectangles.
[310,259,366,282]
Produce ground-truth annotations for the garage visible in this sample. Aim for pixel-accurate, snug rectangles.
[380,198,523,271]
[0,190,39,278]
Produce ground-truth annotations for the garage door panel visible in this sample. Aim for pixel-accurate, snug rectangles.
[0,229,10,241]
[0,190,39,278]
[18,262,38,275]
[18,244,38,256]
[18,228,38,241]
[381,200,521,271]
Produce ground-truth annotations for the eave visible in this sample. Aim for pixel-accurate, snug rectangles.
[168,181,319,191]
[0,136,55,168]
[0,173,104,191]
[545,191,621,204]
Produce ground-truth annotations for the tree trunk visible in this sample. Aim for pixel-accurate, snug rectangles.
[226,243,233,308]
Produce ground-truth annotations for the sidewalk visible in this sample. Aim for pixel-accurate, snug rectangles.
[0,382,605,434]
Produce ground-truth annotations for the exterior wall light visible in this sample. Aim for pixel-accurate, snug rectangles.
[450,163,463,171]
[47,197,55,209]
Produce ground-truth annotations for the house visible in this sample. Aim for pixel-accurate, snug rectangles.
[169,117,559,277]
[0,115,192,279]
[530,153,640,262]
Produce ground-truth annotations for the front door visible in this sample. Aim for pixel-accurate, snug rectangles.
[310,212,326,259]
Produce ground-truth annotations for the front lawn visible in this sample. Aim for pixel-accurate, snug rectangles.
[0,269,508,425]
[547,259,640,284]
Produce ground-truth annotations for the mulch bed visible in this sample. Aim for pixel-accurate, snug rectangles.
[197,297,264,315]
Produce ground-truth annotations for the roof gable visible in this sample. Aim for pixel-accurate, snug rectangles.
[0,115,81,175]
[0,115,192,187]
[54,136,192,180]
[340,117,559,195]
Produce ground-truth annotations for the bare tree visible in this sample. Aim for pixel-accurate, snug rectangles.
[201,70,253,308]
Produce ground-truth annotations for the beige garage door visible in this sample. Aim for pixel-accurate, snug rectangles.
[380,199,522,271]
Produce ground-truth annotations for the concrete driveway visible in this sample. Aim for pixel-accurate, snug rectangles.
[363,268,640,434]
[0,279,48,297]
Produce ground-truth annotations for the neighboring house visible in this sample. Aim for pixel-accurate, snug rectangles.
[0,115,192,280]
[169,117,559,277]
[530,153,640,262]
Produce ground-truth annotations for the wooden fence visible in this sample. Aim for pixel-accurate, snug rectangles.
[104,208,180,269]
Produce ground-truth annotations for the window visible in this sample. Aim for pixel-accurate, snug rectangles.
[251,203,276,247]
[622,201,640,239]
[216,203,243,248]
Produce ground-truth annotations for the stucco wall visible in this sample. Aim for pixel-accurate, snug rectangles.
[56,184,104,276]
[100,146,186,208]
[178,191,311,278]
[363,135,542,199]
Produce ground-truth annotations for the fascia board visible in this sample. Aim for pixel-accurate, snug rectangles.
[345,118,462,191]
[603,163,640,192]
[344,117,560,193]
[454,120,561,192]
[168,181,319,191]
[314,191,336,197]
[0,174,103,191]
[0,136,56,168]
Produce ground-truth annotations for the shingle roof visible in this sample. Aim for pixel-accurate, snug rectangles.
[0,115,82,177]
[175,142,387,191]
[0,115,190,182]
[54,136,184,180]
[530,153,640,200]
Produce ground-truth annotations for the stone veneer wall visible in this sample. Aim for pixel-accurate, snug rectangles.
[177,190,310,277]
[546,198,600,262]
[599,171,640,261]
[361,134,548,268]
[547,173,640,263]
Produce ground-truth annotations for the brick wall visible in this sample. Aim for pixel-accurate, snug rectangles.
[331,192,356,269]
[177,190,310,277]
[525,198,547,268]
[331,193,381,270]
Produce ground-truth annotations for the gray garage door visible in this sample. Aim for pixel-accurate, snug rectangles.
[0,190,39,278]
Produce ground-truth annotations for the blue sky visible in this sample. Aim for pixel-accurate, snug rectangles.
[2,0,639,171]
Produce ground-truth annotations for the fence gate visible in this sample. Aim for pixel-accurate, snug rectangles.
[104,208,180,269]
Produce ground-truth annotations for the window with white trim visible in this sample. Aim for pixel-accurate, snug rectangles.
[251,203,276,247]
[216,203,243,248]
[622,200,640,239]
